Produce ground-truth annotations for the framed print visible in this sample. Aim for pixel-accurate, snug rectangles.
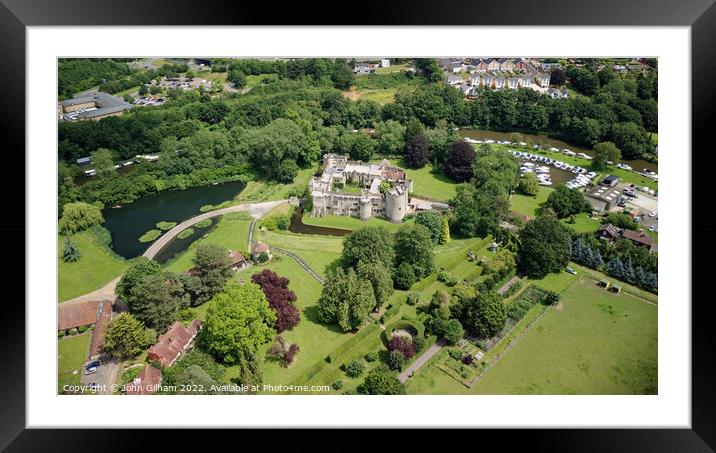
[2,0,715,449]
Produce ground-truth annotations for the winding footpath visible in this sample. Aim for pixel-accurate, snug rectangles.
[62,199,288,305]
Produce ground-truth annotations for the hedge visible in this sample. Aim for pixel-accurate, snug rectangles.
[381,318,426,345]
[327,323,381,364]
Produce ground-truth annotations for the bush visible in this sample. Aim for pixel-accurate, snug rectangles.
[544,290,560,305]
[57,330,65,338]
[387,335,415,359]
[346,360,366,378]
[406,291,420,306]
[393,263,416,290]
[462,354,474,365]
[365,351,379,362]
[77,325,89,334]
[412,336,425,353]
[332,380,344,390]
[437,270,451,283]
[68,328,78,336]
[448,348,462,360]
[387,350,405,371]
[178,307,197,322]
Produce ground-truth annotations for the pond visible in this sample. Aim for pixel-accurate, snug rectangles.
[459,129,658,173]
[102,181,246,259]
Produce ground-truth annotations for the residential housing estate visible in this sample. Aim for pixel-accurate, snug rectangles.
[442,58,553,97]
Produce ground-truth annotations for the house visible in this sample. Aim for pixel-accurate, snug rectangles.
[535,72,551,88]
[228,250,249,271]
[473,60,488,72]
[354,63,376,74]
[456,84,472,95]
[597,223,622,242]
[499,58,515,72]
[470,73,482,86]
[449,62,464,73]
[627,63,650,73]
[621,229,656,251]
[601,175,620,187]
[76,156,92,166]
[380,59,390,68]
[58,299,112,359]
[251,241,271,261]
[125,366,161,395]
[547,87,569,99]
[148,320,202,367]
[613,65,628,74]
[487,58,501,71]
[494,77,506,89]
[507,77,519,89]
[540,62,562,71]
[446,74,462,86]
[514,59,529,71]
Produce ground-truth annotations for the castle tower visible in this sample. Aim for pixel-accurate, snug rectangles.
[359,195,373,220]
[385,188,408,223]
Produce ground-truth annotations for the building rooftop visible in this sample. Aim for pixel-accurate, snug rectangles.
[621,229,656,248]
[148,320,201,367]
[61,92,132,120]
[125,366,161,395]
[58,300,102,331]
[252,242,269,254]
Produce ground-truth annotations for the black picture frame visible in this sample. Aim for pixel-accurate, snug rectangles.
[2,0,713,449]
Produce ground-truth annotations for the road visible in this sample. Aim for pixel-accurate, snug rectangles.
[398,339,447,383]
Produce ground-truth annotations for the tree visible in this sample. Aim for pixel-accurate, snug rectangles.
[103,313,154,359]
[387,335,415,359]
[375,120,406,155]
[393,262,416,290]
[444,319,465,344]
[62,236,81,262]
[346,360,366,378]
[251,269,300,332]
[404,133,430,169]
[227,68,247,88]
[609,121,652,160]
[275,159,300,183]
[440,216,451,244]
[357,366,407,395]
[202,281,277,364]
[404,118,426,144]
[330,61,355,90]
[58,202,104,235]
[138,84,148,96]
[267,335,300,367]
[116,257,161,301]
[592,141,622,171]
[543,184,592,219]
[317,267,375,331]
[387,350,406,370]
[341,227,395,270]
[125,272,183,332]
[348,133,376,161]
[517,172,539,196]
[414,58,443,83]
[394,224,435,279]
[414,211,444,245]
[91,148,115,178]
[444,140,476,182]
[356,260,393,311]
[462,291,506,338]
[518,214,573,278]
[550,68,566,86]
[191,244,232,305]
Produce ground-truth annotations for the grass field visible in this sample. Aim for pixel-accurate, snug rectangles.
[253,229,343,277]
[510,186,553,218]
[561,212,602,233]
[386,159,459,202]
[58,228,128,302]
[300,213,408,232]
[375,64,407,74]
[245,73,278,88]
[162,212,254,274]
[407,273,657,394]
[236,167,315,203]
[58,333,91,392]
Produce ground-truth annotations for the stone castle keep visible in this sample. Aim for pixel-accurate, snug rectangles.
[308,154,413,223]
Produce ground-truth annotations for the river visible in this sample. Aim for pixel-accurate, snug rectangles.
[459,129,658,173]
[101,181,246,260]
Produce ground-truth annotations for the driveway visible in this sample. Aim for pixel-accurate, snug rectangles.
[398,339,447,383]
[81,357,119,395]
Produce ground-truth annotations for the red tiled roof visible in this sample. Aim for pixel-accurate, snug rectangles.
[58,300,101,331]
[252,242,269,254]
[148,320,201,367]
[621,229,655,247]
[228,251,246,266]
[88,301,112,358]
[126,366,161,395]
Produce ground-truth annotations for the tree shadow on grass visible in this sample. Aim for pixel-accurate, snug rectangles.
[303,305,345,334]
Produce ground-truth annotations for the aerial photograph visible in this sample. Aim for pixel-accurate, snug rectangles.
[57,57,658,396]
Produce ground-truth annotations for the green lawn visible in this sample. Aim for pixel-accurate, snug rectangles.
[236,167,316,203]
[510,186,553,218]
[407,273,657,394]
[561,212,602,233]
[387,159,459,202]
[300,213,408,233]
[356,88,397,105]
[253,229,343,277]
[58,228,128,302]
[58,333,91,392]
[245,73,278,88]
[162,212,254,273]
[375,64,407,74]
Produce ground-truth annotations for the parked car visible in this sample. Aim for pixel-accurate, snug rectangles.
[566,267,577,275]
[84,361,100,375]
[648,226,656,232]
[649,211,656,217]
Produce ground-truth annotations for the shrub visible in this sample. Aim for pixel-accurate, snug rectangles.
[437,270,451,283]
[77,325,88,334]
[178,307,197,322]
[544,290,560,305]
[68,328,78,336]
[387,335,415,359]
[449,348,462,360]
[462,354,474,365]
[406,291,421,306]
[346,360,366,378]
[58,330,65,338]
[62,237,81,262]
[412,336,425,353]
[332,380,344,390]
[365,351,379,362]
[387,350,405,370]
[393,263,416,290]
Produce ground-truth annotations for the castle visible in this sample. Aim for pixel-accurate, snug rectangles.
[308,154,413,223]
